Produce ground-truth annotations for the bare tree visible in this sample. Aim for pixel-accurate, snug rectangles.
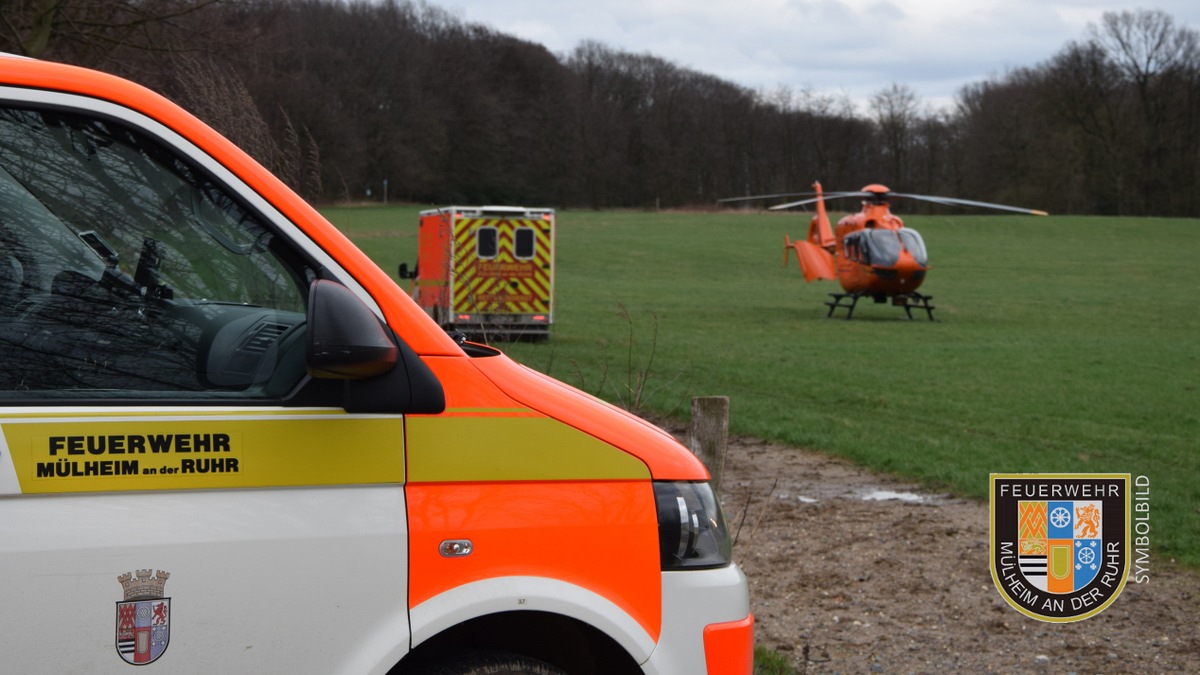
[0,0,223,68]
[870,83,921,187]
[1089,10,1200,214]
[13,0,1194,213]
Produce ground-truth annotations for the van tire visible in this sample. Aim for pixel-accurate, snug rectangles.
[430,650,566,675]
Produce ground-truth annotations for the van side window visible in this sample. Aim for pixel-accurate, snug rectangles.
[476,226,498,259]
[514,227,535,260]
[0,106,311,400]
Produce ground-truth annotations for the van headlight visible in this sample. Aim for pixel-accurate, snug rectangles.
[653,481,733,570]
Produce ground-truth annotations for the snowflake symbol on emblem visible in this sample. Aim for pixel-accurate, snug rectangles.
[1050,507,1071,528]
[1078,547,1096,566]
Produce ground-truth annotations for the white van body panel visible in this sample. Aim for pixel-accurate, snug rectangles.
[1,485,409,673]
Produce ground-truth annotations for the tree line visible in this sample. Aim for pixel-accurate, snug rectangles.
[3,1,1198,215]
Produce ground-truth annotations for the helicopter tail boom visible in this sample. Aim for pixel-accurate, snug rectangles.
[809,181,836,249]
[784,235,836,283]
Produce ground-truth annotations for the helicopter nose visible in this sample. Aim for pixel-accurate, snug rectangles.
[897,249,921,272]
[892,250,927,288]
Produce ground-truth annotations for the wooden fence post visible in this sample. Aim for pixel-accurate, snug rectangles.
[689,396,729,489]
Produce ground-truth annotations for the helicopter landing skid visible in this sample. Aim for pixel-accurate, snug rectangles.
[825,292,936,320]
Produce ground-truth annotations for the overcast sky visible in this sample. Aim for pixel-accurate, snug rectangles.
[439,1,1200,111]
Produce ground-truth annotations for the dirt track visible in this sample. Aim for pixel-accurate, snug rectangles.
[704,432,1200,673]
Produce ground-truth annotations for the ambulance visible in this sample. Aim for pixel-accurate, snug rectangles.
[0,57,752,673]
[404,205,555,341]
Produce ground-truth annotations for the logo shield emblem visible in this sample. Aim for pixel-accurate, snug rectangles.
[991,474,1129,621]
[115,570,171,665]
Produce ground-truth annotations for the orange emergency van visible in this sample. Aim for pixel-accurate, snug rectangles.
[404,206,555,340]
[0,56,752,673]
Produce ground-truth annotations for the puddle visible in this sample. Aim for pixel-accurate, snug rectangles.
[861,490,926,502]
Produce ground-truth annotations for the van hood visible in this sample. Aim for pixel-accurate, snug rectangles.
[469,352,709,481]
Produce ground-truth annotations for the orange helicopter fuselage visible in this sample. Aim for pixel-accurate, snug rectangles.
[829,202,928,296]
[791,183,930,297]
[772,181,1044,317]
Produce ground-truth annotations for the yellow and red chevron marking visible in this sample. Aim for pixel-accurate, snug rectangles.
[452,217,551,315]
[1018,501,1048,554]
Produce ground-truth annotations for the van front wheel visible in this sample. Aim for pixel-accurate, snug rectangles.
[430,650,567,675]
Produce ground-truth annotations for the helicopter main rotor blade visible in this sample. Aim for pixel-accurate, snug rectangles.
[767,192,869,210]
[722,186,1049,215]
[717,192,815,204]
[889,193,1049,216]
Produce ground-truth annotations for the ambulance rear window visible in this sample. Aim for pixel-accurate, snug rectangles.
[477,227,498,259]
[514,227,535,260]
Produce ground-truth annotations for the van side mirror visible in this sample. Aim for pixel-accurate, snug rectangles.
[306,279,397,379]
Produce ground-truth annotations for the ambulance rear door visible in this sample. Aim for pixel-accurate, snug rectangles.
[448,206,554,338]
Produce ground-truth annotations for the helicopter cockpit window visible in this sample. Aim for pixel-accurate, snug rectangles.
[844,232,866,263]
[0,106,311,400]
[898,228,928,266]
[864,230,902,267]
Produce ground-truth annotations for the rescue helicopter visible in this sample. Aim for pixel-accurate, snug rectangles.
[721,182,1048,319]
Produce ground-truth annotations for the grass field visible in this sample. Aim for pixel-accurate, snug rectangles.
[322,204,1200,567]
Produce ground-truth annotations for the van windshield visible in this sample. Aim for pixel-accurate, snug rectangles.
[0,105,310,398]
[0,108,302,310]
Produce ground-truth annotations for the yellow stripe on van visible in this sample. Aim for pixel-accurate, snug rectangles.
[405,416,649,483]
[2,414,404,494]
